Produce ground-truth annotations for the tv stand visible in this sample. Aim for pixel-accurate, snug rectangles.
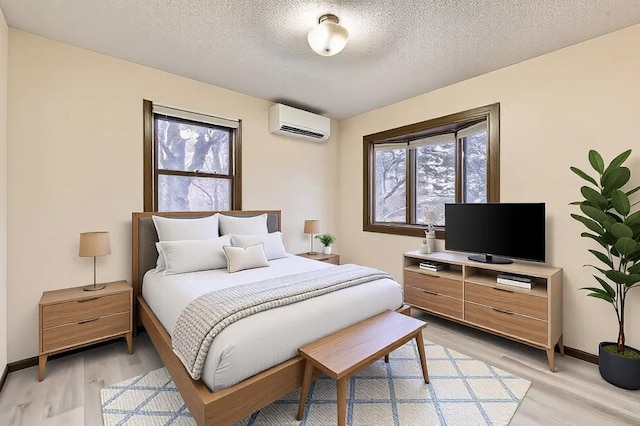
[403,251,563,371]
[468,254,513,264]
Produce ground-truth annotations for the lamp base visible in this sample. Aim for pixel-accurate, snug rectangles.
[307,251,318,255]
[83,283,106,291]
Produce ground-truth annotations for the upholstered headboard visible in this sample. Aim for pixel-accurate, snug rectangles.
[132,210,281,311]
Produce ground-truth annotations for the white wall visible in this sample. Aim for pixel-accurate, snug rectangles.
[337,24,640,355]
[0,8,8,373]
[7,30,339,362]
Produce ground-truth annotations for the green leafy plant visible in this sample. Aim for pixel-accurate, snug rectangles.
[570,149,640,355]
[315,233,336,247]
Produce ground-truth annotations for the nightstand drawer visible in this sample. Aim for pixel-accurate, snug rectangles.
[42,292,130,329]
[42,312,130,353]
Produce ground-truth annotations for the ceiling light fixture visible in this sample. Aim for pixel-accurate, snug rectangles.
[307,14,349,57]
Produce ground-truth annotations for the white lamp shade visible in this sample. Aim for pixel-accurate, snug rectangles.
[308,16,349,56]
[79,231,111,257]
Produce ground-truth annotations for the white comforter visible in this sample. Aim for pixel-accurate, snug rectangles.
[142,254,403,391]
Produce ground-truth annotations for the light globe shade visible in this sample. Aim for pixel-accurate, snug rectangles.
[304,220,320,234]
[79,231,111,257]
[307,14,349,57]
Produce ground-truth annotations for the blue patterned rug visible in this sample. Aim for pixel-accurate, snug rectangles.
[101,339,530,425]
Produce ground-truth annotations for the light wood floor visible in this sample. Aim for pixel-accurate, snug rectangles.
[0,311,638,425]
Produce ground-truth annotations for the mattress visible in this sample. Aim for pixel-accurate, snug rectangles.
[142,254,403,391]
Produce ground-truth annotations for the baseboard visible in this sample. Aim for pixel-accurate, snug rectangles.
[5,332,145,377]
[0,364,8,393]
[7,356,37,373]
[563,345,599,364]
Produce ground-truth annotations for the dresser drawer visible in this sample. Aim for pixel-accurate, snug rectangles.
[465,282,547,320]
[42,312,130,353]
[405,286,462,319]
[404,270,462,299]
[464,302,547,345]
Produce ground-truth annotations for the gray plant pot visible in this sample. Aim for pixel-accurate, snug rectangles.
[599,342,640,390]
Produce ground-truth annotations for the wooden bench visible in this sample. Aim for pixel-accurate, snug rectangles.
[296,310,429,426]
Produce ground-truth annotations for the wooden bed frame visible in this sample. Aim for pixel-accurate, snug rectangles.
[132,210,410,425]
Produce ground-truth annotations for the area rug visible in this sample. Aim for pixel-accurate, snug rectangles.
[101,339,530,425]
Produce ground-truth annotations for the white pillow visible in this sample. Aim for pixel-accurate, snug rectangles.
[223,243,269,273]
[156,235,230,275]
[231,232,287,260]
[153,214,219,241]
[152,214,219,270]
[218,213,268,236]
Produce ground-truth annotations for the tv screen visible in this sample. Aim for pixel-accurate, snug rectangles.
[444,203,546,264]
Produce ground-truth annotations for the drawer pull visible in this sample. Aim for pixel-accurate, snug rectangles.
[421,290,439,296]
[493,287,514,293]
[492,308,514,315]
[77,318,99,324]
[77,298,100,303]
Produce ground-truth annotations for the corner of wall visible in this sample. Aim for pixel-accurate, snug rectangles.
[0,6,9,376]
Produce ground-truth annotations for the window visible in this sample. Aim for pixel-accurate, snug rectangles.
[143,100,241,211]
[364,104,499,238]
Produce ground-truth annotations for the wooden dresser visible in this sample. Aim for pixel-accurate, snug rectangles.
[38,280,133,381]
[404,251,563,371]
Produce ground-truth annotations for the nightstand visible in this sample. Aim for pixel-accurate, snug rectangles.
[296,252,340,265]
[38,280,133,381]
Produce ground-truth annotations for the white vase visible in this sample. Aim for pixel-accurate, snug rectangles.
[424,232,436,254]
[322,246,332,255]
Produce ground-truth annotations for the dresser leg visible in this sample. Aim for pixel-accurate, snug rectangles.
[125,332,133,354]
[558,334,564,356]
[546,348,556,372]
[38,354,48,382]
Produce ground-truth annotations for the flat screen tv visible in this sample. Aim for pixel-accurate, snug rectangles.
[444,203,545,264]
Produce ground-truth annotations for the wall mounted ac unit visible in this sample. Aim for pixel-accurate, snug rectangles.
[269,104,330,141]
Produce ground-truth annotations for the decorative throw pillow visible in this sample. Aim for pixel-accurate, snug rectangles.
[218,213,268,236]
[152,214,219,270]
[223,243,269,273]
[157,235,230,275]
[231,232,287,260]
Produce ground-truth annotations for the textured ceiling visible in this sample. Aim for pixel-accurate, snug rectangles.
[2,1,640,119]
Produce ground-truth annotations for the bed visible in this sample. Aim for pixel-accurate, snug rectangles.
[132,210,405,425]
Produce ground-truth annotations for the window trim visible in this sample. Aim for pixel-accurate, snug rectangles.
[143,99,242,212]
[363,103,500,238]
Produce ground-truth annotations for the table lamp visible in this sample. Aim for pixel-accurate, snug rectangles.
[304,220,320,255]
[79,231,111,291]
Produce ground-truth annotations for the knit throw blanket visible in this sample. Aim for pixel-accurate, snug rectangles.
[172,264,394,380]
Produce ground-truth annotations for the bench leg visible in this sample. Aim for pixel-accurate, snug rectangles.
[415,331,429,384]
[384,354,390,363]
[296,360,314,421]
[337,377,348,426]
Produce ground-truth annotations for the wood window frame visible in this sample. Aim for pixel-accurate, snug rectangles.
[363,103,500,238]
[143,100,242,212]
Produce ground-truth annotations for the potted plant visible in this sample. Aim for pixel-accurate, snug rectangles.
[570,149,640,390]
[315,233,336,255]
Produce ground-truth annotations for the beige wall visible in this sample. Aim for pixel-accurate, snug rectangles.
[7,30,339,362]
[338,24,640,355]
[0,8,8,372]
